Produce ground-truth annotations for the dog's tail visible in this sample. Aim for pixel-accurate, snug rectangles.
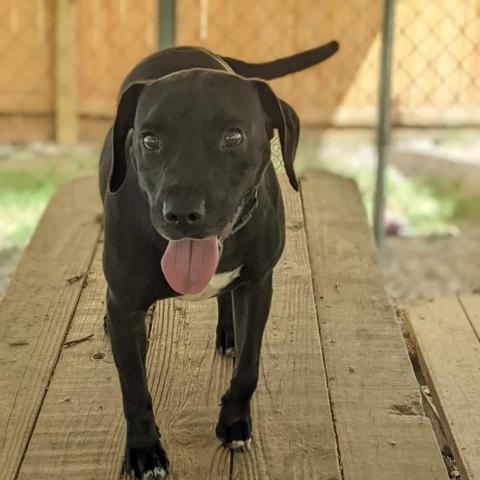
[221,41,339,80]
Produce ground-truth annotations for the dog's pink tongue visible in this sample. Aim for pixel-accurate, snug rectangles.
[161,237,219,295]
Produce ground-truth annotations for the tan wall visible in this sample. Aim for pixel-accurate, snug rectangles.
[0,0,158,142]
[77,0,158,138]
[78,0,156,117]
[0,0,479,141]
[0,0,55,140]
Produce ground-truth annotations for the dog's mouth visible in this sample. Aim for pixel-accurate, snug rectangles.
[161,236,220,295]
[159,187,259,295]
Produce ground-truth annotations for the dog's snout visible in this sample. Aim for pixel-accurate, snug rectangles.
[163,199,206,225]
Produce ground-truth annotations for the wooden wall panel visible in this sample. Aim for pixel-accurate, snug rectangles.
[0,0,54,115]
[0,0,54,139]
[77,0,158,118]
[0,0,479,141]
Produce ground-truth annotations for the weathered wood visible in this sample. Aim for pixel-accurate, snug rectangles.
[0,176,102,480]
[15,240,230,479]
[407,296,480,480]
[14,246,230,479]
[3,170,453,478]
[300,170,448,480]
[13,173,341,479]
[459,294,480,341]
[231,175,341,479]
[16,246,125,479]
[55,0,78,143]
[146,299,232,480]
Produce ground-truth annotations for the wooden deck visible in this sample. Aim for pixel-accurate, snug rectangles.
[407,296,480,480]
[0,171,449,479]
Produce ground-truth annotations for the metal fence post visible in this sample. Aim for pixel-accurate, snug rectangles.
[158,0,176,50]
[373,0,395,248]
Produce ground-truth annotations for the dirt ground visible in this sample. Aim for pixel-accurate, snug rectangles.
[381,226,480,305]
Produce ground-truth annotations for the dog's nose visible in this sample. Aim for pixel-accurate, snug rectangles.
[163,200,206,225]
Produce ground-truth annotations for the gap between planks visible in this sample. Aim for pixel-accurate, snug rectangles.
[407,295,480,480]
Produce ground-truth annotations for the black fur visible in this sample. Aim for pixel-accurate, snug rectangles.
[99,43,338,479]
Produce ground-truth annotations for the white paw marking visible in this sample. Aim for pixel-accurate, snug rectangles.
[180,266,242,301]
[153,466,167,478]
[142,467,167,480]
[228,438,251,451]
[225,347,235,357]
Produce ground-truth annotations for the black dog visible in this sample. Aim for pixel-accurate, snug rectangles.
[99,42,338,479]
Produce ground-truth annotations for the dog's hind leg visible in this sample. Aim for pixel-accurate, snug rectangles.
[216,292,235,356]
[106,292,169,479]
[215,272,273,450]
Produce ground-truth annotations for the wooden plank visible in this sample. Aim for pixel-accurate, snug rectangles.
[0,176,102,480]
[407,296,480,480]
[146,298,232,479]
[16,245,126,479]
[14,246,231,476]
[300,170,448,480]
[459,294,480,342]
[55,0,78,143]
[231,175,341,479]
[15,173,340,478]
[15,245,231,479]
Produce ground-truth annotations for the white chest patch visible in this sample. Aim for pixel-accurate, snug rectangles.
[180,266,242,302]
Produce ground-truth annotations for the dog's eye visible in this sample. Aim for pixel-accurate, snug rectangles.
[221,128,244,149]
[142,133,162,151]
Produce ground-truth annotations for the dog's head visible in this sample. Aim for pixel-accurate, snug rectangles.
[108,69,303,295]
[109,69,299,241]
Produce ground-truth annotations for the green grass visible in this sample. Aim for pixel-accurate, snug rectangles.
[0,148,98,249]
[294,132,480,235]
[422,178,480,223]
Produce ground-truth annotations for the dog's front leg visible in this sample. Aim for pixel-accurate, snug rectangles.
[215,272,273,450]
[216,292,235,356]
[107,294,169,479]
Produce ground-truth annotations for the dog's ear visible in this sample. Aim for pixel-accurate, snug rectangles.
[253,81,300,191]
[109,82,149,192]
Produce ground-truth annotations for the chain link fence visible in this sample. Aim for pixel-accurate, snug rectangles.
[393,0,480,125]
[0,0,479,142]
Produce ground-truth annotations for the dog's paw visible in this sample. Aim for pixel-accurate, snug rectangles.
[215,415,252,451]
[124,441,170,479]
[215,322,235,357]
